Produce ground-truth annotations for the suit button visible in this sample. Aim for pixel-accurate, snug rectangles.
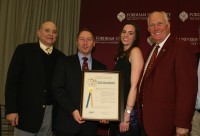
[44,90,47,93]
[42,105,46,108]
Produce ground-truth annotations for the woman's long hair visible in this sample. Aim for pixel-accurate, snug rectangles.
[115,22,140,59]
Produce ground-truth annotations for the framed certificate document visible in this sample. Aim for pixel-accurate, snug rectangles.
[80,70,124,121]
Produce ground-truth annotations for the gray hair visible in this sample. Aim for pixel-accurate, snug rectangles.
[147,11,169,27]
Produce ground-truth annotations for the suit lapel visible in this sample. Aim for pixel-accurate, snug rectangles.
[146,35,173,77]
[92,59,97,70]
[71,54,82,74]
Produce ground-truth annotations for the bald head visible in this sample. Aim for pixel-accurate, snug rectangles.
[37,21,58,47]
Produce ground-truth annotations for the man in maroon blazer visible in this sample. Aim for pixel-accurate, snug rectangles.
[137,11,198,136]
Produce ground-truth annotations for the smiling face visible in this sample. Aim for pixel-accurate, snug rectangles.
[148,12,170,44]
[77,31,95,55]
[121,24,136,51]
[37,21,57,47]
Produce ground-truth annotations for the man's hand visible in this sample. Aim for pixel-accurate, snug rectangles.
[176,127,189,136]
[6,113,19,126]
[72,110,85,124]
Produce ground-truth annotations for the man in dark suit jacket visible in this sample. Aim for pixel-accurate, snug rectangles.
[52,28,107,136]
[137,11,198,136]
[5,21,65,136]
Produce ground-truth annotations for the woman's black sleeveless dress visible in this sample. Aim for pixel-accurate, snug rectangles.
[110,55,141,136]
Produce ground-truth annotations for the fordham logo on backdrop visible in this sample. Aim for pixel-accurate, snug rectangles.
[117,11,200,23]
[96,36,119,45]
[117,12,126,22]
[179,11,189,22]
[117,11,171,22]
[178,37,199,46]
[117,12,148,22]
[179,11,200,22]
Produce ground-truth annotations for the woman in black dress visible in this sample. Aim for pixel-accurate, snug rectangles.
[110,22,144,136]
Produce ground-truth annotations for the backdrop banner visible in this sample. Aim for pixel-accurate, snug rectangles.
[80,0,200,70]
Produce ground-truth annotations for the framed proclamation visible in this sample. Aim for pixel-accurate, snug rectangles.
[80,70,124,121]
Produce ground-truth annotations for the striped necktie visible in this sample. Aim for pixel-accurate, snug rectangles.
[139,45,160,107]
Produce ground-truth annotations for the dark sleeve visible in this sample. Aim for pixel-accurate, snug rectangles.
[174,41,198,128]
[102,63,107,70]
[51,57,75,115]
[93,59,107,70]
[99,63,107,70]
[5,45,24,114]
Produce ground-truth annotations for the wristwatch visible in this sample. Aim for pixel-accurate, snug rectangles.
[125,109,131,114]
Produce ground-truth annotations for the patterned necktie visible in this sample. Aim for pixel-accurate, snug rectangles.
[139,45,160,107]
[82,57,89,70]
[46,48,51,55]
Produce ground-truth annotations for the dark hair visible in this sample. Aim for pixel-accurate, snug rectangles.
[115,22,140,59]
[76,28,96,40]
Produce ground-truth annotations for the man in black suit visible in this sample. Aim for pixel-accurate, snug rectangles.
[5,21,65,136]
[52,28,107,136]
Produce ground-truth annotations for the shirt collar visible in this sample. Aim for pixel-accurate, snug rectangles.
[78,52,92,62]
[39,41,53,55]
[157,33,171,49]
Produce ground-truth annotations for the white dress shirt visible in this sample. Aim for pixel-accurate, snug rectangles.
[39,41,53,55]
[78,52,92,70]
